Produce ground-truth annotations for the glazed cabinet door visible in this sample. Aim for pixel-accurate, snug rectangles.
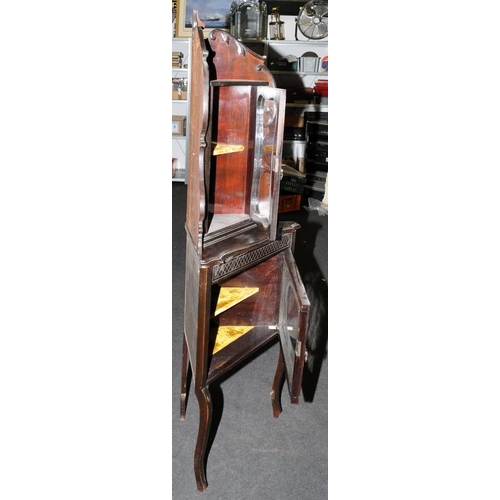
[278,248,310,404]
[250,85,286,238]
[204,82,286,244]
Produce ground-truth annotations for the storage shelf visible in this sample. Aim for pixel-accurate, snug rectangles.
[271,71,328,76]
[207,326,279,384]
[171,37,328,184]
[211,142,245,156]
[172,37,191,182]
[266,40,328,46]
[285,103,328,108]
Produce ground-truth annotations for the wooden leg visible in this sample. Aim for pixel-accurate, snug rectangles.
[180,334,190,420]
[194,385,212,491]
[270,345,286,418]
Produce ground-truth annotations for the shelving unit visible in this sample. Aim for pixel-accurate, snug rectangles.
[268,40,327,176]
[243,40,329,207]
[172,37,328,189]
[172,37,191,183]
[303,111,328,200]
[244,40,328,85]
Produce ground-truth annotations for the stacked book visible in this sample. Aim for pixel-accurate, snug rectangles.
[172,51,183,68]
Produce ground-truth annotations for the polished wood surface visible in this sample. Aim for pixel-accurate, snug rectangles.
[182,14,310,492]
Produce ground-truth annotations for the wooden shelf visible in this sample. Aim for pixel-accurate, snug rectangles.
[211,142,245,156]
[207,326,279,384]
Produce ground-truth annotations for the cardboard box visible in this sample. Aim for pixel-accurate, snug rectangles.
[172,90,188,101]
[172,115,186,136]
[285,115,305,128]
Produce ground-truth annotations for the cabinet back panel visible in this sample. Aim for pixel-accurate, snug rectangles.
[212,86,255,214]
[212,253,283,325]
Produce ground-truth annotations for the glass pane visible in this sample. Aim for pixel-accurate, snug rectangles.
[251,93,278,230]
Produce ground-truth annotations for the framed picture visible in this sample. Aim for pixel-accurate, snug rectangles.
[172,115,186,136]
[175,0,231,37]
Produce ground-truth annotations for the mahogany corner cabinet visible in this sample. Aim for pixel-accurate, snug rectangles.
[181,14,311,492]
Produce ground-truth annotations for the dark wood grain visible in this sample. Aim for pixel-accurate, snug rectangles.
[182,21,311,492]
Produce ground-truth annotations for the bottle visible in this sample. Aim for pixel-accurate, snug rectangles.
[230,0,268,40]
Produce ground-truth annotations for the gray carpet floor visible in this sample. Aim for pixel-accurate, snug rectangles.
[171,183,328,499]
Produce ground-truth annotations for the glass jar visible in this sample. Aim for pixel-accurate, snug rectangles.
[230,0,268,40]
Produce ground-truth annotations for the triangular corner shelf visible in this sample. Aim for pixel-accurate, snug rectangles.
[212,325,254,354]
[213,287,259,316]
[211,287,260,353]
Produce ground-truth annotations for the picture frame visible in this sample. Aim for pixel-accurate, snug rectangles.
[172,115,186,136]
[175,0,231,38]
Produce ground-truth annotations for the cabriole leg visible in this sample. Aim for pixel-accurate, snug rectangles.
[194,385,212,491]
[180,334,190,420]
